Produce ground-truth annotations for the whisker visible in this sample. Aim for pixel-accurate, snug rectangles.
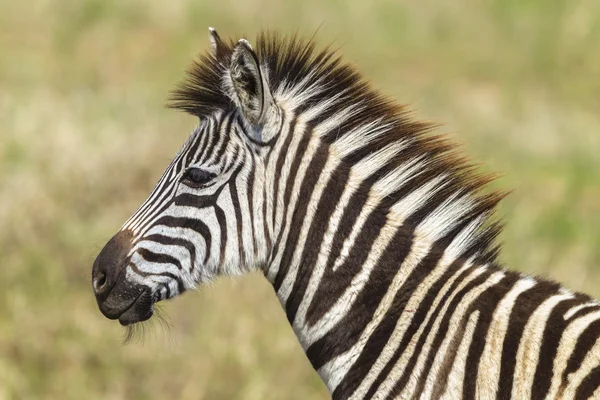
[121,304,174,346]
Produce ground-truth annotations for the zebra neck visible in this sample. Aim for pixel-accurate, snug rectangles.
[260,105,502,394]
[267,200,501,394]
[267,215,444,387]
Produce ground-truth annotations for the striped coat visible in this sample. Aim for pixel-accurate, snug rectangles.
[92,29,600,399]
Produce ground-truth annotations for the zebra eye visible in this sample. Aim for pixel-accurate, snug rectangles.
[181,168,216,188]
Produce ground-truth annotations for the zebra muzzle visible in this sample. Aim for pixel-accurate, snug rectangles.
[94,275,154,325]
[92,230,154,325]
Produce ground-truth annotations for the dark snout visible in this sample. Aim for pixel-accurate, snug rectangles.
[92,230,153,325]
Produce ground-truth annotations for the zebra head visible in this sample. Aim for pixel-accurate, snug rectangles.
[92,29,281,326]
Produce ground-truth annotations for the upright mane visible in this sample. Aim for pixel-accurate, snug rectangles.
[168,31,506,266]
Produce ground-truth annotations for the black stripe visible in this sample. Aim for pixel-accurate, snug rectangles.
[201,112,226,164]
[458,272,518,400]
[229,167,245,264]
[305,214,402,370]
[284,163,350,324]
[363,264,493,399]
[129,262,184,291]
[246,161,257,257]
[303,142,437,332]
[385,262,516,399]
[138,248,184,270]
[309,225,414,378]
[134,180,180,233]
[163,282,171,299]
[273,141,329,294]
[566,304,600,322]
[271,128,313,289]
[532,296,586,399]
[150,216,213,265]
[406,272,517,398]
[192,118,212,161]
[142,234,197,272]
[210,115,234,162]
[304,181,380,327]
[398,217,511,397]
[130,165,174,223]
[213,204,227,272]
[302,196,391,338]
[496,281,559,400]
[270,115,298,241]
[427,303,473,399]
[562,317,600,391]
[575,365,600,399]
[262,166,272,252]
[172,178,226,208]
[185,124,206,166]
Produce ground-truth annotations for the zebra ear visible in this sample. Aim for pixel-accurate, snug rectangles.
[229,39,272,128]
[208,27,225,57]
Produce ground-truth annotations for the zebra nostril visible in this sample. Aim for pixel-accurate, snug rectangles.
[93,271,108,293]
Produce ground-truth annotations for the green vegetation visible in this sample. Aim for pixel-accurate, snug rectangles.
[1,0,599,398]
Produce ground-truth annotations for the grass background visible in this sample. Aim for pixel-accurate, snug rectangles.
[1,0,599,398]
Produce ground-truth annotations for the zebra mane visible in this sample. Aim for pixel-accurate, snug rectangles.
[168,31,506,265]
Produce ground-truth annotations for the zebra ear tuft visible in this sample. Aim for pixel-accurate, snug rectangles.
[229,39,269,127]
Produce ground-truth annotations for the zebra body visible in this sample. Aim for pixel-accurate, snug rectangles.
[92,29,600,399]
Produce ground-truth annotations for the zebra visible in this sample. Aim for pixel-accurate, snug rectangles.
[91,28,600,399]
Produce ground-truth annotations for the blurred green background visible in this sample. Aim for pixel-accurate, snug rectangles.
[1,0,599,399]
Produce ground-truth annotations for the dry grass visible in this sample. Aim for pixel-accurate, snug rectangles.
[1,0,599,398]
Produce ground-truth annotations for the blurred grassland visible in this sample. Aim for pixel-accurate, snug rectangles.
[1,0,599,399]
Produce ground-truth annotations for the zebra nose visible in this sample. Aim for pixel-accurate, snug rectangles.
[92,256,115,297]
[92,230,134,298]
[92,269,108,294]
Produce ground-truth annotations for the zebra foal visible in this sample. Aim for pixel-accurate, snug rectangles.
[91,28,600,399]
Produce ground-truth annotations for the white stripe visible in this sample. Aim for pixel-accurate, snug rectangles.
[319,239,435,393]
[301,221,399,349]
[292,181,358,332]
[276,154,339,303]
[441,310,480,398]
[474,277,537,398]
[347,258,481,400]
[331,118,392,158]
[395,271,505,399]
[388,174,449,223]
[331,157,426,272]
[267,133,321,281]
[511,292,575,398]
[546,309,600,399]
[564,301,600,320]
[415,193,474,243]
[346,139,410,180]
